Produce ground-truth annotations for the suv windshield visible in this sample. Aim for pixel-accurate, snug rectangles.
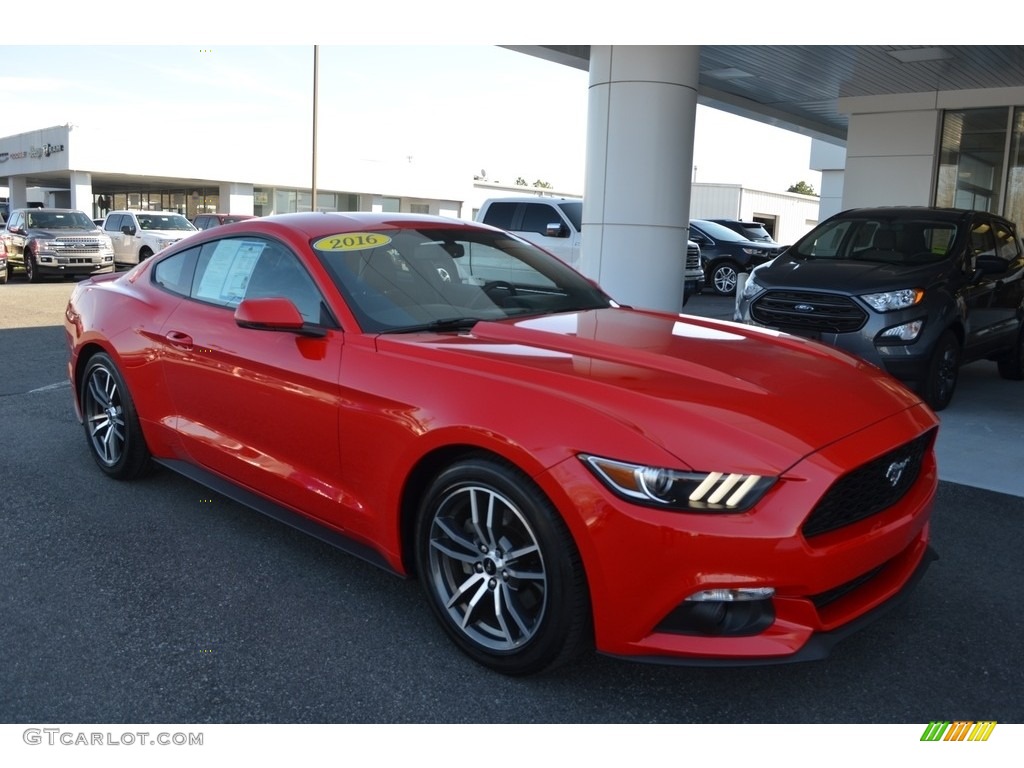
[792,217,958,265]
[313,226,610,333]
[26,211,95,229]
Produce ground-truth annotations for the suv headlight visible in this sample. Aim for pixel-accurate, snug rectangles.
[741,273,765,300]
[861,288,924,312]
[580,455,775,512]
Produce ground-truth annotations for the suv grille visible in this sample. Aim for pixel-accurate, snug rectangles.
[751,290,867,333]
[802,429,935,538]
[686,244,700,271]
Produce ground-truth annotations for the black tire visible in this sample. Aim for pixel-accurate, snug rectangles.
[25,249,40,283]
[921,330,960,411]
[709,260,740,296]
[80,352,153,479]
[415,456,591,675]
[139,247,153,262]
[997,324,1024,380]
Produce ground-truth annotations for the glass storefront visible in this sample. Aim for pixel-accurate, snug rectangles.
[935,106,1024,226]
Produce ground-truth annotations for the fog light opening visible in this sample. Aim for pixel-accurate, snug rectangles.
[655,587,776,637]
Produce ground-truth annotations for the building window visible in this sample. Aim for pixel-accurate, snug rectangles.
[935,108,1009,214]
[410,203,430,214]
[1004,107,1024,231]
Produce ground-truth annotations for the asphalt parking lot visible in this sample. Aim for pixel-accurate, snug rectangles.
[1,278,1022,724]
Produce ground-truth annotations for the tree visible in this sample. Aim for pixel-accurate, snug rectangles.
[515,177,527,186]
[787,181,818,196]
[532,180,553,189]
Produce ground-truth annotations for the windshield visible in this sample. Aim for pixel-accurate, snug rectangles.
[137,213,196,231]
[791,217,958,264]
[26,210,95,229]
[558,201,582,231]
[691,220,751,242]
[313,226,611,333]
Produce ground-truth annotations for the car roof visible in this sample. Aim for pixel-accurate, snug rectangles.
[835,206,1000,222]
[188,211,483,239]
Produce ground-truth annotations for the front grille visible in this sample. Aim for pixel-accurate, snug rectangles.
[751,290,867,333]
[686,244,700,271]
[54,238,104,255]
[802,429,935,538]
[810,564,885,608]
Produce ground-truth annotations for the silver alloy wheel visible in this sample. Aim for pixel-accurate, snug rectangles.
[84,364,126,466]
[712,263,738,295]
[426,483,547,652]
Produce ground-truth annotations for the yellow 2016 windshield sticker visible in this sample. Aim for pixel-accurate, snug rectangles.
[313,233,392,252]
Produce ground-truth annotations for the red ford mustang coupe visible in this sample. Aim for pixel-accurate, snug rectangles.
[64,212,938,675]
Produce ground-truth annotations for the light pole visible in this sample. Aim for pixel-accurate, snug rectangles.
[311,45,319,212]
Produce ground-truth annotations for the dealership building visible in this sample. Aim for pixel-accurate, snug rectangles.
[4,46,1024,312]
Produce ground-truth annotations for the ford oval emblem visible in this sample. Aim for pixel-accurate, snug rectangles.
[794,303,815,312]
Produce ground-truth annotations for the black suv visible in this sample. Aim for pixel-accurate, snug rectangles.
[689,219,783,295]
[707,218,777,243]
[736,207,1024,410]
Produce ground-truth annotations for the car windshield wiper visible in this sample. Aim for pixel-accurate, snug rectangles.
[384,316,488,334]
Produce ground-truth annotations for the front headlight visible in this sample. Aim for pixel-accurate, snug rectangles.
[861,288,924,312]
[580,455,775,512]
[741,273,765,300]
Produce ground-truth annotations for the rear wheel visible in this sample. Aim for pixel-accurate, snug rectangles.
[80,352,153,479]
[415,456,591,675]
[997,324,1024,380]
[921,330,960,411]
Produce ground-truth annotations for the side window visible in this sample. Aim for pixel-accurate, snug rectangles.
[191,237,326,324]
[993,221,1020,263]
[9,211,22,229]
[481,202,517,231]
[520,203,561,235]
[103,214,121,233]
[152,246,200,296]
[969,218,995,257]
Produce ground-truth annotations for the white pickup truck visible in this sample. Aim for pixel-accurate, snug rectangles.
[476,196,703,304]
[102,210,198,267]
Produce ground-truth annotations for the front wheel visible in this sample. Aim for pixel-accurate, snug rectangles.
[921,330,960,411]
[138,247,154,262]
[997,324,1024,380]
[25,249,40,283]
[80,352,153,479]
[709,261,740,295]
[415,457,591,675]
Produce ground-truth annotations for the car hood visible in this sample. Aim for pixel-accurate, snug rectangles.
[29,228,103,237]
[382,308,924,474]
[755,254,946,293]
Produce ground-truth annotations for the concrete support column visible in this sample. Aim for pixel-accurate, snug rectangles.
[582,46,699,313]
[219,181,255,215]
[8,176,28,210]
[69,170,93,214]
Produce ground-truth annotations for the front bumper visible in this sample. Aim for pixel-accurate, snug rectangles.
[539,403,938,664]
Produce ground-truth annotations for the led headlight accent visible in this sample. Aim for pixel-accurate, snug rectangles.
[686,587,776,602]
[861,288,925,312]
[580,455,775,512]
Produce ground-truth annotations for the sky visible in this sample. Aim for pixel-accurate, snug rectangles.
[0,44,822,196]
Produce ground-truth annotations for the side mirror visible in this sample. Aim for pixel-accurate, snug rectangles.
[234,297,325,337]
[121,225,137,236]
[545,222,569,238]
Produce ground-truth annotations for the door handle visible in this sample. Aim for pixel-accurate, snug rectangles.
[164,331,194,351]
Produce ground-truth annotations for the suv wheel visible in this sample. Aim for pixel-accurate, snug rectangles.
[709,261,740,296]
[997,325,1024,380]
[921,330,960,411]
